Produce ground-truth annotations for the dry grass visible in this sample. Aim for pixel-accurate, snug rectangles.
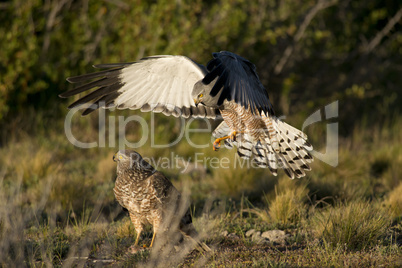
[211,152,269,198]
[244,177,309,228]
[266,177,309,226]
[305,120,402,208]
[0,115,401,266]
[310,200,392,251]
[384,182,402,218]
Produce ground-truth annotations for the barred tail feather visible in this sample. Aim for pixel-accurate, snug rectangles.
[275,119,313,152]
[252,142,278,176]
[268,117,313,178]
[235,134,254,158]
[212,118,313,179]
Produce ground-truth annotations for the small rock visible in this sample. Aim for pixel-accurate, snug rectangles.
[245,229,256,237]
[221,230,229,237]
[252,231,266,243]
[251,231,261,240]
[261,238,271,244]
[227,233,239,239]
[261,230,288,245]
[260,238,271,244]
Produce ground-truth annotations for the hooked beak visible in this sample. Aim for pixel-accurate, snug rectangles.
[113,153,117,162]
[194,98,200,106]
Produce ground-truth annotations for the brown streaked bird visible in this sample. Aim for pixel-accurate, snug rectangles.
[112,150,210,251]
[61,51,313,179]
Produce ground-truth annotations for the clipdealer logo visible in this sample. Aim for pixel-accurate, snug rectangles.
[64,101,339,168]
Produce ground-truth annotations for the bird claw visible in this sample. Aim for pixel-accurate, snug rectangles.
[229,131,237,142]
[127,243,150,254]
[128,245,145,254]
[213,140,221,151]
[213,131,240,151]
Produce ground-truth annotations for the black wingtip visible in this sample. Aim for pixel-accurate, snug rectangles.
[81,108,95,116]
[66,77,78,83]
[66,76,80,83]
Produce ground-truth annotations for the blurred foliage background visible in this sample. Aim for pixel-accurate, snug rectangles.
[1,0,401,130]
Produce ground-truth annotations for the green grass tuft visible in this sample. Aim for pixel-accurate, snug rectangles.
[310,200,392,251]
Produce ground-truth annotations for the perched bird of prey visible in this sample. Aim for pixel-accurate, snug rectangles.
[112,150,210,251]
[61,51,313,178]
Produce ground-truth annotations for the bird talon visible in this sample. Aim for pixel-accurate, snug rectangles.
[229,131,237,141]
[213,140,221,151]
[128,245,143,254]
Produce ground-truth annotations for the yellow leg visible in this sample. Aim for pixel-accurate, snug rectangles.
[134,230,142,246]
[213,131,244,151]
[229,131,239,141]
[213,136,229,151]
[149,232,156,248]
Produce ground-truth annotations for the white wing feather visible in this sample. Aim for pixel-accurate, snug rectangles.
[63,55,217,118]
[115,56,210,118]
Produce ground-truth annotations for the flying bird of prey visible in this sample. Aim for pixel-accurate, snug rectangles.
[112,150,210,251]
[61,51,313,178]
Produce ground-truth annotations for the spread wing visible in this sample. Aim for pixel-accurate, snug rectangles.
[203,51,274,116]
[60,55,219,118]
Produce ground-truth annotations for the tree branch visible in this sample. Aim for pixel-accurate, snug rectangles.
[274,0,337,75]
[42,0,72,55]
[363,7,402,54]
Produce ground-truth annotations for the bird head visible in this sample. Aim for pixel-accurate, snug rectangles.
[192,85,205,106]
[113,150,132,163]
[191,79,220,108]
[113,150,154,173]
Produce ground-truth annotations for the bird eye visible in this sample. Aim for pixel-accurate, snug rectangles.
[198,93,203,98]
[119,155,123,160]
